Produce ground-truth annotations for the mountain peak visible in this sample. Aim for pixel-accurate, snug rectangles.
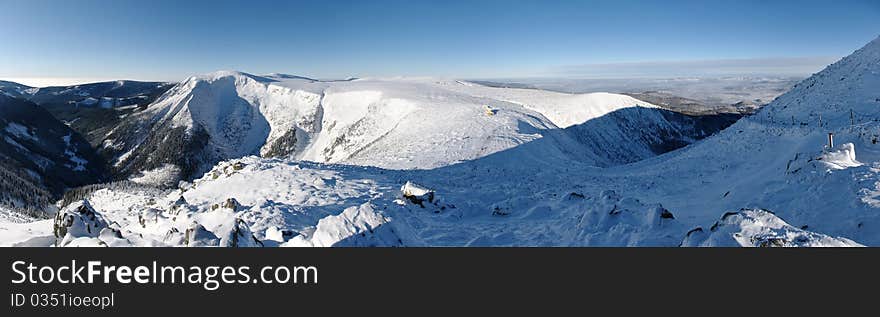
[757,34,880,129]
[188,70,278,84]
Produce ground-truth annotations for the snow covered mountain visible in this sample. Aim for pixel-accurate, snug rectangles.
[0,71,743,246]
[0,94,106,218]
[25,81,173,147]
[105,71,736,185]
[26,80,173,109]
[0,81,31,99]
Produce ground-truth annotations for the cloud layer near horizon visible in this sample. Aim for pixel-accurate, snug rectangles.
[547,56,841,78]
[0,55,842,87]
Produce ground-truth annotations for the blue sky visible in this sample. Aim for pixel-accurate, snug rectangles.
[0,0,878,85]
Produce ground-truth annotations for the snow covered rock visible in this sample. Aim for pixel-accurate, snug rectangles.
[98,227,132,247]
[680,209,863,247]
[53,200,109,246]
[265,226,297,242]
[401,181,435,207]
[167,196,190,215]
[184,222,220,247]
[219,219,263,247]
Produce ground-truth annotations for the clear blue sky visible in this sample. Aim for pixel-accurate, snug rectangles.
[0,0,878,84]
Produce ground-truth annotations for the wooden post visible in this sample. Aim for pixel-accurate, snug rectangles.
[828,133,834,149]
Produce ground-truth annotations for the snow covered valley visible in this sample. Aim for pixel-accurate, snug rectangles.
[2,36,880,247]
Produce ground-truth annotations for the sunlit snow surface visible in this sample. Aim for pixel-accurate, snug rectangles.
[4,37,880,247]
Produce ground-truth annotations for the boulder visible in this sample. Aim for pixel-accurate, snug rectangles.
[53,200,109,246]
[401,181,435,207]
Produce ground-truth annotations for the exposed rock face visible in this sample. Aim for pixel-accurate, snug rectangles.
[262,128,300,158]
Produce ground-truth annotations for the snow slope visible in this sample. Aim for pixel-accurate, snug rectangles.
[591,35,880,245]
[111,71,730,184]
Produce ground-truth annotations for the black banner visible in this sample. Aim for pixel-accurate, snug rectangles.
[2,248,878,315]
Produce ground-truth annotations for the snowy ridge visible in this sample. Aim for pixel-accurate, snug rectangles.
[681,209,863,247]
[112,70,724,185]
[448,84,659,128]
[147,71,321,159]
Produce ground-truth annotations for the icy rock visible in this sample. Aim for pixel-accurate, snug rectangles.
[401,181,434,207]
[53,200,109,246]
[185,222,220,247]
[680,209,863,247]
[219,219,263,247]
